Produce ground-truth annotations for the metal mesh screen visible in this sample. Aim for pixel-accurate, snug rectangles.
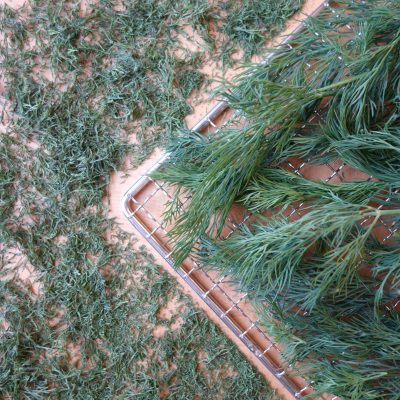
[121,2,399,398]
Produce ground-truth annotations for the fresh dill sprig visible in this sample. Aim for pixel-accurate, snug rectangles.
[261,282,400,399]
[159,0,400,263]
[199,197,400,311]
[153,122,270,264]
[156,1,400,397]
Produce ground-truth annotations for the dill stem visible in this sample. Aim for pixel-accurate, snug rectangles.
[313,72,368,94]
[372,208,400,216]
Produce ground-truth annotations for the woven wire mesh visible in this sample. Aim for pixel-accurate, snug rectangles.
[121,2,400,398]
[123,103,398,400]
[122,107,315,399]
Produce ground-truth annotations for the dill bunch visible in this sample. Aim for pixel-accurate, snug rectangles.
[198,171,400,311]
[156,1,400,397]
[262,283,400,400]
[153,122,270,263]
[158,0,400,263]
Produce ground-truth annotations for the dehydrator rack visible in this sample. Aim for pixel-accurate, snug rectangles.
[121,2,399,398]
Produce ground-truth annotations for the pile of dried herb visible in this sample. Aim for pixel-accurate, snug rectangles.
[157,1,400,398]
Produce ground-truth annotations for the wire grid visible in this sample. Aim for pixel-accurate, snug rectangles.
[121,2,400,398]
[123,108,399,400]
[122,107,315,399]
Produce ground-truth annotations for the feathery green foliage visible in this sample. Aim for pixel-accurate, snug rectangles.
[242,168,386,211]
[158,0,400,263]
[153,123,269,263]
[1,242,275,399]
[261,284,400,400]
[156,1,400,398]
[200,196,400,311]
